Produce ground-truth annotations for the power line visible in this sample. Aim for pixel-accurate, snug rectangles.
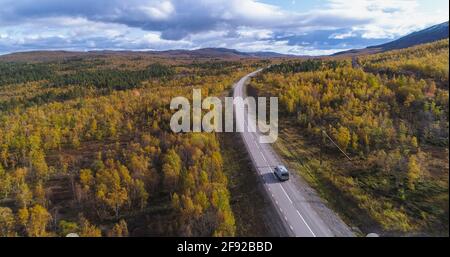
[322,130,352,161]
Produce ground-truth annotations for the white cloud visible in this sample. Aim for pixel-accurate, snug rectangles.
[237,28,273,40]
[139,1,174,20]
[329,31,356,39]
[323,0,447,39]
[0,0,448,55]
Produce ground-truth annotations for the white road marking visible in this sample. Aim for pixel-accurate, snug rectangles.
[260,150,268,163]
[253,134,269,163]
[280,185,293,204]
[296,210,316,237]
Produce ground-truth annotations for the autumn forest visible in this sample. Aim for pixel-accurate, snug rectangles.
[0,53,266,236]
[0,39,448,237]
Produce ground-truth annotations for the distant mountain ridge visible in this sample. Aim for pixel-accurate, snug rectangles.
[150,47,294,58]
[2,21,448,61]
[370,21,449,51]
[334,21,449,56]
[0,47,293,62]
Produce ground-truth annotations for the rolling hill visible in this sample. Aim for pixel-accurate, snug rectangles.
[334,21,449,56]
[0,48,293,62]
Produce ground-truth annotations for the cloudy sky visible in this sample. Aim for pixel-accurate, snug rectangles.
[0,0,448,55]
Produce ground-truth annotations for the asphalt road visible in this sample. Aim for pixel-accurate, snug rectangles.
[233,69,353,237]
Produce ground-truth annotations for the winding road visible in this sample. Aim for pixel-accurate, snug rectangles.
[233,69,354,237]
